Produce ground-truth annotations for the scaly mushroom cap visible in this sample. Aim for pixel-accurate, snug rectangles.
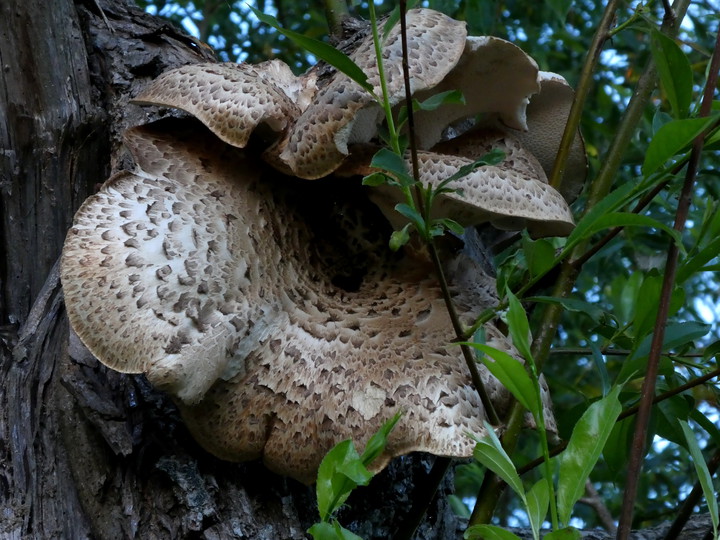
[411,36,541,150]
[264,8,468,179]
[337,130,575,238]
[510,71,587,201]
[132,62,302,148]
[61,122,555,484]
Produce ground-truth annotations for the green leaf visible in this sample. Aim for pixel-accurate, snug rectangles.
[434,218,465,236]
[557,386,622,525]
[361,172,391,187]
[417,89,466,110]
[248,6,372,94]
[333,521,364,540]
[389,223,412,251]
[394,203,425,230]
[569,212,682,248]
[308,521,364,540]
[308,521,338,540]
[471,421,526,501]
[562,181,637,254]
[643,115,719,176]
[505,288,533,364]
[360,411,402,466]
[465,524,522,540]
[526,479,550,536]
[315,440,372,521]
[463,342,536,413]
[438,150,505,190]
[656,396,692,447]
[631,321,711,360]
[679,421,719,538]
[371,148,406,175]
[448,494,471,519]
[651,30,693,119]
[631,273,684,339]
[398,90,466,127]
[527,296,607,324]
[604,417,635,478]
[589,341,612,397]
[522,235,556,279]
[677,235,720,283]
[543,527,582,540]
[703,339,720,361]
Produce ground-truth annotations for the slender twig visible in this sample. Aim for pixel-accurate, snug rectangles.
[548,0,621,190]
[616,25,720,540]
[322,0,351,40]
[395,0,499,424]
[662,449,720,540]
[661,0,677,26]
[551,347,707,359]
[391,3,501,535]
[581,481,618,534]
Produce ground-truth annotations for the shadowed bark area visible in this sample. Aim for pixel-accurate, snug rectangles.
[0,1,714,539]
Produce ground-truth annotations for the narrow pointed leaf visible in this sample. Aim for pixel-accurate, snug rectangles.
[389,223,412,251]
[526,479,550,536]
[563,182,638,254]
[249,6,372,94]
[471,421,526,501]
[463,342,536,413]
[679,420,719,536]
[361,411,402,466]
[651,29,693,119]
[557,385,622,525]
[643,115,719,176]
[505,288,533,364]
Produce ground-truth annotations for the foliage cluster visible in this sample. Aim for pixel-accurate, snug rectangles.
[138,0,720,538]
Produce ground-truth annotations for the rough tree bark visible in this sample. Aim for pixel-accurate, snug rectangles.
[0,1,713,539]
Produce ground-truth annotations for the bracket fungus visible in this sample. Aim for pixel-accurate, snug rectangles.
[61,8,584,484]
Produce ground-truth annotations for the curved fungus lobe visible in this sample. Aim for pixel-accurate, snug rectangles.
[61,122,555,484]
[132,62,302,148]
[411,36,542,150]
[511,71,588,202]
[264,8,468,179]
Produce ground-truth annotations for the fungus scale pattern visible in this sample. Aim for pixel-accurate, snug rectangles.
[62,124,553,484]
[62,7,583,484]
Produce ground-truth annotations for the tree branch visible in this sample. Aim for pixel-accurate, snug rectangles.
[616,23,720,540]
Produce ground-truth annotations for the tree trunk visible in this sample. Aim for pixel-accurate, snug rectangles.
[0,1,458,538]
[0,1,713,539]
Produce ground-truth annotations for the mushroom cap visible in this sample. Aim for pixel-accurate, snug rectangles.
[509,71,587,202]
[61,123,272,403]
[337,131,575,238]
[264,8,468,179]
[131,62,302,148]
[411,36,541,150]
[61,121,555,483]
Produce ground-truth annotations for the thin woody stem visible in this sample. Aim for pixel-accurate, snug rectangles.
[616,24,720,540]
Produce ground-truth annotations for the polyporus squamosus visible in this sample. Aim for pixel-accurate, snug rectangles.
[61,8,584,484]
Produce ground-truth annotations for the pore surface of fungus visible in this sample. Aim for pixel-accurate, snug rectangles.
[62,8,583,484]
